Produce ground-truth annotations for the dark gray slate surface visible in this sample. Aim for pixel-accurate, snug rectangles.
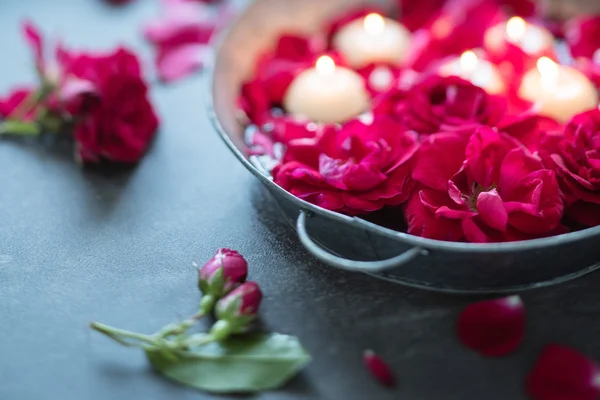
[1,1,600,399]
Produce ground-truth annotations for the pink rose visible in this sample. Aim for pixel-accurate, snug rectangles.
[59,48,160,164]
[375,75,506,135]
[547,110,600,227]
[565,15,600,61]
[273,116,419,215]
[239,34,325,126]
[406,127,564,242]
[396,0,448,32]
[574,58,600,90]
[405,0,505,72]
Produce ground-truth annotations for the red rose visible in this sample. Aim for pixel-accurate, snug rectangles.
[548,110,600,227]
[273,116,418,215]
[565,15,600,61]
[59,47,159,164]
[375,75,506,135]
[406,127,564,242]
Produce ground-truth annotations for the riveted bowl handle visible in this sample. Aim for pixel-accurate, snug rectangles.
[296,211,428,272]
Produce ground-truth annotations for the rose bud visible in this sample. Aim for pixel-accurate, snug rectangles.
[210,282,263,341]
[197,249,248,314]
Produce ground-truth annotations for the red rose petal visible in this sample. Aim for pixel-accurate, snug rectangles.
[363,350,395,387]
[526,345,600,400]
[457,295,525,357]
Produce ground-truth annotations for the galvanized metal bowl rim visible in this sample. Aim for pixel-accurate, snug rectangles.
[204,0,600,254]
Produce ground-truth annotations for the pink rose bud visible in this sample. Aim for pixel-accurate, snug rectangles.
[197,249,248,314]
[210,282,263,341]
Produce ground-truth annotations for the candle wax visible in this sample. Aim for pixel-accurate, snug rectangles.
[439,51,506,95]
[484,18,554,57]
[519,61,599,124]
[283,57,370,124]
[333,14,411,69]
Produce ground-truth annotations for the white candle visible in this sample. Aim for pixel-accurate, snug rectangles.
[484,17,554,57]
[283,56,370,124]
[332,13,411,69]
[439,50,506,95]
[519,57,599,123]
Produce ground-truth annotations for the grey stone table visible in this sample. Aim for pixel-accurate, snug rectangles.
[1,1,599,400]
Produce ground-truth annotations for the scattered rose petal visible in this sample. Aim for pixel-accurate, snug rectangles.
[156,43,210,82]
[457,295,525,356]
[526,345,600,400]
[363,350,396,387]
[143,0,219,82]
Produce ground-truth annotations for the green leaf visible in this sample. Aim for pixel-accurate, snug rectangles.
[0,120,40,136]
[146,333,311,393]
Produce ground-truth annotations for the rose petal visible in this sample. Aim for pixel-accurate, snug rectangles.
[0,88,36,120]
[476,189,508,232]
[23,21,44,72]
[405,188,465,241]
[565,16,600,60]
[363,350,396,387]
[156,43,209,82]
[413,132,469,191]
[526,345,600,400]
[457,295,525,357]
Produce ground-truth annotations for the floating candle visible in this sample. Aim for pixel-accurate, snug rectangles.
[485,17,554,57]
[283,56,370,124]
[519,57,599,123]
[332,13,411,69]
[439,50,506,95]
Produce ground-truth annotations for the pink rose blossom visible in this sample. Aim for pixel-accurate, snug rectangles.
[546,110,600,227]
[238,34,326,126]
[198,248,248,297]
[375,75,507,136]
[565,15,600,61]
[273,116,419,215]
[405,0,505,72]
[406,127,564,242]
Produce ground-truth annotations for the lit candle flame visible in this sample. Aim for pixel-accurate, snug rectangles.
[506,16,526,42]
[537,56,559,91]
[316,56,336,75]
[364,13,385,36]
[460,51,478,74]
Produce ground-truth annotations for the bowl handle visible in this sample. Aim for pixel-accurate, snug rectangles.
[296,211,427,272]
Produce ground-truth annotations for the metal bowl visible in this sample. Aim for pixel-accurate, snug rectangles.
[205,0,600,293]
